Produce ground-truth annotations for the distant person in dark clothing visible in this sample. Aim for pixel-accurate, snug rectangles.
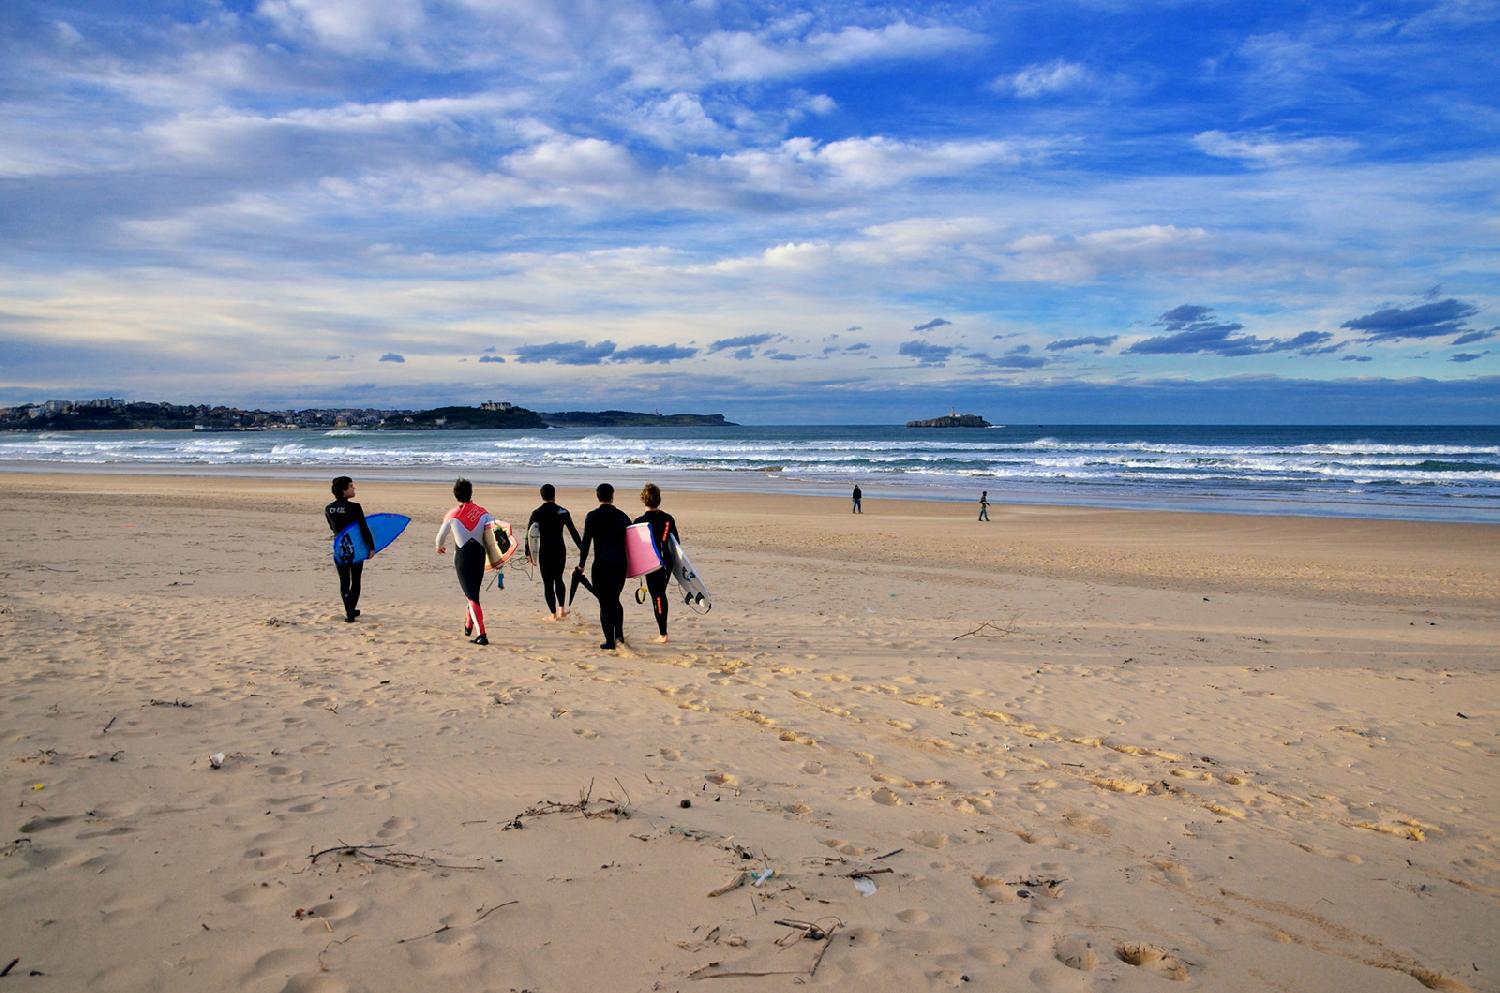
[575,483,631,651]
[528,483,582,622]
[634,482,679,644]
[978,490,990,521]
[325,475,375,623]
[852,483,862,514]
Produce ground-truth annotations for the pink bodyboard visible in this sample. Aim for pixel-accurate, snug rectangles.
[624,522,663,578]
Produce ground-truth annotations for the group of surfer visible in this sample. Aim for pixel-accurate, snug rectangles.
[325,477,680,652]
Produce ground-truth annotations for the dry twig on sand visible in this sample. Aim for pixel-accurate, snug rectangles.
[952,613,1020,640]
[505,778,630,828]
[306,843,482,872]
[396,901,519,944]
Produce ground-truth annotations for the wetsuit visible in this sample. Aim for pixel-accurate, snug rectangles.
[577,503,631,648]
[634,508,679,637]
[528,502,582,614]
[978,494,990,521]
[325,497,375,622]
[435,501,495,640]
[852,486,862,513]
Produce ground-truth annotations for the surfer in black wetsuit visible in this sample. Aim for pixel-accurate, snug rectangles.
[978,490,990,521]
[575,482,631,651]
[527,483,582,622]
[325,476,375,623]
[634,482,679,644]
[852,483,862,514]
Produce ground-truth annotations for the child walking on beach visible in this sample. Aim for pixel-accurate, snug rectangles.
[435,478,495,646]
[575,483,631,651]
[634,483,679,644]
[325,476,375,623]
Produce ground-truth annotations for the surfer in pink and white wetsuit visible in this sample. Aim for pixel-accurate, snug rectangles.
[435,478,494,645]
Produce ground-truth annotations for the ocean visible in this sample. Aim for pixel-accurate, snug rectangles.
[3,424,1498,523]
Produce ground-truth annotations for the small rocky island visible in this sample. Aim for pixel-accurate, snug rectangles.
[906,413,992,428]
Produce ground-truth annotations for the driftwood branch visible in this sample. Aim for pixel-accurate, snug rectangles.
[952,613,1020,640]
[396,901,518,944]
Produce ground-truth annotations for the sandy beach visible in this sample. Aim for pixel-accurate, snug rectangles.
[1,471,1496,993]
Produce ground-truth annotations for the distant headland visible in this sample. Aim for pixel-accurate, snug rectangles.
[906,413,992,428]
[0,398,736,431]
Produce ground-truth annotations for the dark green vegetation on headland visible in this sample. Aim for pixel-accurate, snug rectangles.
[2,399,735,431]
[906,413,992,428]
[542,410,736,428]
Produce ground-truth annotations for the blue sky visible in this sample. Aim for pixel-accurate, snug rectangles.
[1,0,1497,423]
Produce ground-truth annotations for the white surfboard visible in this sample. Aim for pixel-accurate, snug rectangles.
[666,535,710,613]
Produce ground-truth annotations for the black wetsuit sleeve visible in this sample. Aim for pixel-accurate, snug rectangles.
[564,510,582,549]
[576,511,593,570]
[351,501,375,550]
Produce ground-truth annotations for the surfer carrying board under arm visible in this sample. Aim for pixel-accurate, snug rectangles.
[435,478,495,646]
[325,476,375,623]
[575,482,631,651]
[527,483,583,622]
[634,482,679,644]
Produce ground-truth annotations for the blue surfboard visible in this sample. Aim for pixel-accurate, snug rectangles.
[333,513,410,565]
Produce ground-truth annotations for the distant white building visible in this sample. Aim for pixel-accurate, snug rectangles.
[479,401,512,411]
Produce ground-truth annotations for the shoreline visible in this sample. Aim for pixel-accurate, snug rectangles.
[3,458,1496,525]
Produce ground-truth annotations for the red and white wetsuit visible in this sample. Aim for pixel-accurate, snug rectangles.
[436,502,495,636]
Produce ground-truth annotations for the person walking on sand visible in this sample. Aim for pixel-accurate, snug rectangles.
[575,483,631,651]
[852,483,862,514]
[527,483,582,622]
[634,482,679,644]
[978,490,990,522]
[325,475,375,623]
[435,478,494,646]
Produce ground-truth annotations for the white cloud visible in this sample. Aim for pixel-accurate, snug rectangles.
[1193,130,1357,168]
[504,136,641,189]
[1000,224,1210,281]
[629,19,983,88]
[700,135,1044,195]
[1001,60,1091,98]
[257,0,426,54]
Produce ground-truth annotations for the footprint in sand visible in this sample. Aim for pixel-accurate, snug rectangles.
[972,875,1021,903]
[896,909,930,924]
[279,974,350,993]
[801,760,826,775]
[872,786,904,806]
[573,727,600,739]
[223,882,284,907]
[1055,935,1100,971]
[658,747,682,761]
[304,898,359,924]
[908,830,949,849]
[821,838,866,856]
[1115,942,1191,981]
[377,816,415,839]
[705,771,737,786]
[266,765,307,784]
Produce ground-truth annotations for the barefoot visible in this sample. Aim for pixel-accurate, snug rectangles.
[542,614,558,623]
[652,634,669,644]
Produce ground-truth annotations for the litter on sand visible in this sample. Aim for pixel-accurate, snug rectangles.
[852,876,877,896]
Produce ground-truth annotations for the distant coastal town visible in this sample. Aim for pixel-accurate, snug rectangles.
[0,398,736,432]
